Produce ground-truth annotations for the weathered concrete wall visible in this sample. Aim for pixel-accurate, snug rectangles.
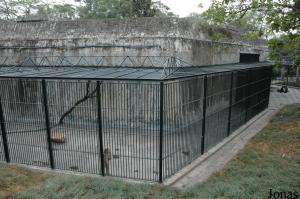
[0,17,268,66]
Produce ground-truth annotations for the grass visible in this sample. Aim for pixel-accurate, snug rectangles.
[1,104,299,199]
[0,164,49,198]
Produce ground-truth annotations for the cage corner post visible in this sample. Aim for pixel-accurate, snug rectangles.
[244,69,252,123]
[41,79,55,169]
[227,72,234,137]
[267,66,273,108]
[96,81,105,176]
[201,75,208,155]
[159,81,164,183]
[0,96,10,163]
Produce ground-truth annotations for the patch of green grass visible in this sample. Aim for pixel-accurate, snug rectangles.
[2,104,300,199]
[13,176,181,199]
[186,104,300,199]
[0,163,50,198]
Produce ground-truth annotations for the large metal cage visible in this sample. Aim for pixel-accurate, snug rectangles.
[0,56,272,182]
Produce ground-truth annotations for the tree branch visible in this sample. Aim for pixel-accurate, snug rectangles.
[57,81,99,125]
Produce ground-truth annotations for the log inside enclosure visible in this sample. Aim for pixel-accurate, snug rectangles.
[50,132,65,143]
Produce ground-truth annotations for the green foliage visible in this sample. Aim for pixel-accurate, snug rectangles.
[268,33,300,67]
[202,1,227,24]
[78,0,175,19]
[37,3,76,19]
[16,0,40,15]
[132,0,155,17]
[196,15,232,41]
[200,0,300,68]
[245,31,261,41]
[78,0,133,19]
[153,1,175,17]
[0,0,18,19]
[0,0,40,19]
[0,0,175,20]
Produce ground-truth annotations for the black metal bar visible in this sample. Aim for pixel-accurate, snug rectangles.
[244,69,251,123]
[0,97,10,163]
[267,66,273,108]
[201,76,208,154]
[159,82,164,183]
[42,80,55,169]
[227,72,234,136]
[97,81,105,176]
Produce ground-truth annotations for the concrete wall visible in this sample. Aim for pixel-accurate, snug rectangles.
[0,17,268,66]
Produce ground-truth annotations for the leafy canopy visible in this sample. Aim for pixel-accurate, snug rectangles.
[0,0,175,20]
[201,0,300,67]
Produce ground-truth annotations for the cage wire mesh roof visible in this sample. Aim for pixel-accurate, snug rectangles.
[0,56,272,81]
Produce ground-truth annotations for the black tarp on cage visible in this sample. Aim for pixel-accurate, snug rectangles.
[0,56,272,182]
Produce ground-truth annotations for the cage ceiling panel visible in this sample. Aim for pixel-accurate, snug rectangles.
[0,56,271,80]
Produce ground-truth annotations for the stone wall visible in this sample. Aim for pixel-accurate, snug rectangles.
[0,17,268,66]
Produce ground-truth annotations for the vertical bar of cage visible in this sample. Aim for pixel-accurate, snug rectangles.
[227,72,234,137]
[159,81,164,183]
[201,76,207,154]
[244,69,251,123]
[266,66,272,108]
[0,96,10,163]
[96,81,105,176]
[41,80,55,169]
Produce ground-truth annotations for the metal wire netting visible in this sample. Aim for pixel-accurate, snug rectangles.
[0,65,272,182]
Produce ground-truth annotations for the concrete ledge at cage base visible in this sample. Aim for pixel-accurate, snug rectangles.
[163,107,281,188]
[1,162,155,186]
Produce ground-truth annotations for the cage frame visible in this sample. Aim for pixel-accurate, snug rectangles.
[0,56,272,182]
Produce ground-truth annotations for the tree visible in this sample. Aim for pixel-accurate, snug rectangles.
[203,0,299,31]
[202,0,300,80]
[152,0,176,17]
[132,0,155,17]
[37,3,77,19]
[132,0,176,17]
[0,0,41,19]
[78,0,174,19]
[17,0,40,15]
[0,0,175,20]
[0,0,18,19]
[78,0,133,19]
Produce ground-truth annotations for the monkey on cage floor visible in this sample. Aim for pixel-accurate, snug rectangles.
[103,148,112,175]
